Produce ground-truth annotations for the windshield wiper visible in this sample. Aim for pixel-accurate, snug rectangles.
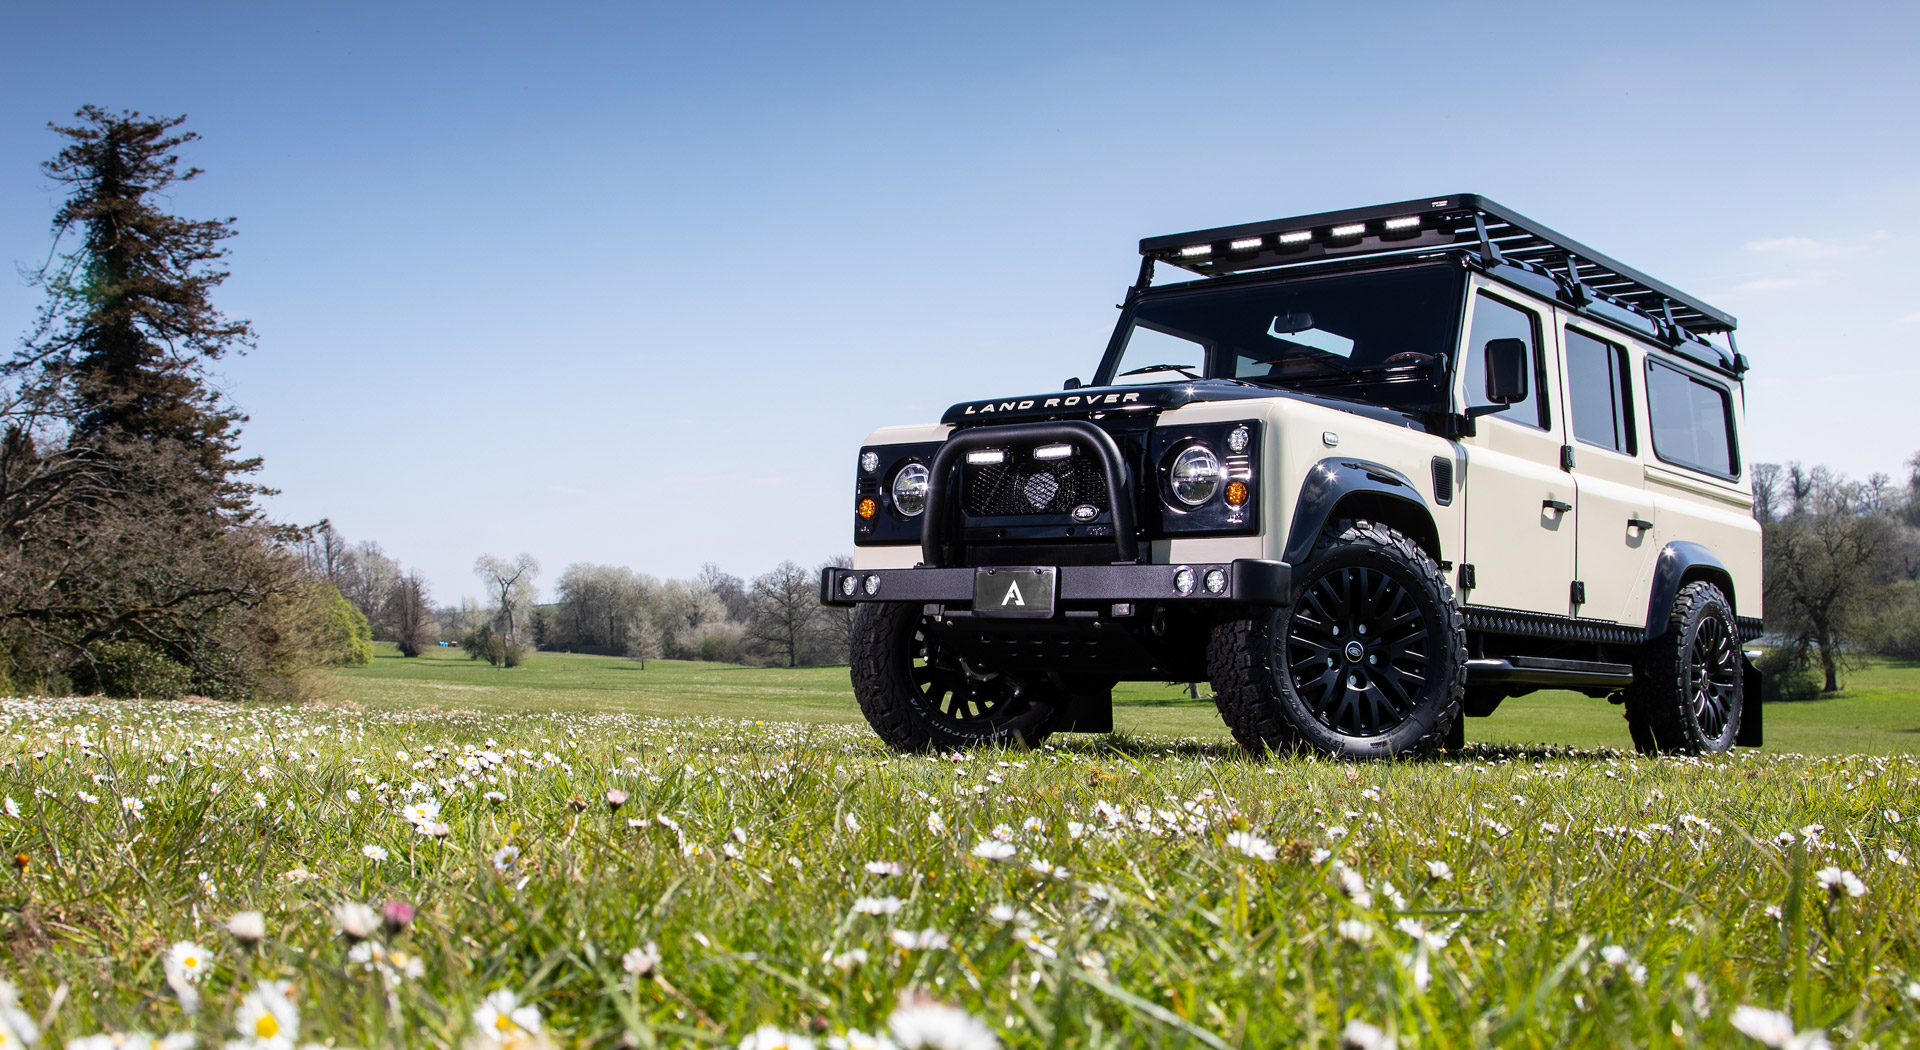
[1117,363,1201,380]
[1283,364,1433,389]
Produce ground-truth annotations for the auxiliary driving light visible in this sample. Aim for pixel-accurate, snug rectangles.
[1226,425,1251,453]
[863,575,880,596]
[1225,480,1249,506]
[1384,216,1421,230]
[840,575,859,597]
[1172,566,1196,595]
[1279,230,1312,244]
[1330,223,1367,238]
[1204,568,1228,594]
[857,497,878,520]
[966,449,1007,466]
[1032,443,1073,460]
[860,450,880,474]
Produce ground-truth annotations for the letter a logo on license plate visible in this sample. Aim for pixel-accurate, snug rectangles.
[974,567,1055,619]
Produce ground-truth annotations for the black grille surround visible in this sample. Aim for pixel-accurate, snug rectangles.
[964,451,1112,518]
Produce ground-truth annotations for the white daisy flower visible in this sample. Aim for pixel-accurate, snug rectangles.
[1226,831,1276,861]
[2,797,18,819]
[492,846,521,874]
[738,1026,813,1050]
[1729,1005,1829,1049]
[825,1029,894,1050]
[622,942,661,978]
[887,929,949,951]
[472,989,542,1040]
[1885,848,1908,867]
[844,813,861,832]
[864,861,904,876]
[0,979,41,1049]
[332,901,379,941]
[229,980,298,1050]
[1336,920,1373,944]
[828,949,869,971]
[886,994,997,1050]
[120,797,144,817]
[227,910,266,946]
[1340,1019,1394,1050]
[165,941,212,985]
[1425,860,1453,880]
[1017,929,1058,959]
[361,844,389,862]
[970,840,1016,862]
[401,798,441,827]
[924,812,944,834]
[483,791,506,803]
[852,896,904,916]
[1813,866,1866,899]
[1334,863,1373,908]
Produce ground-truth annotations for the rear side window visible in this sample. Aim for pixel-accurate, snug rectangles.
[1564,328,1634,455]
[1646,358,1737,477]
[1462,293,1548,429]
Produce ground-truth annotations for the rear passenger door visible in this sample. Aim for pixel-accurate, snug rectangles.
[1457,288,1576,615]
[1556,318,1657,625]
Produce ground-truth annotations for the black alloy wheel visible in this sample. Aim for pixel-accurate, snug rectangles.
[1208,519,1466,759]
[850,601,1055,751]
[1625,580,1743,754]
[1286,564,1432,737]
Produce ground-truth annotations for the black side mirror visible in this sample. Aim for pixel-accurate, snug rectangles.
[1483,338,1529,404]
[1062,377,1083,390]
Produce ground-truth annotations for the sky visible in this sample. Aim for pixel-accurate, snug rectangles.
[2,1,1916,606]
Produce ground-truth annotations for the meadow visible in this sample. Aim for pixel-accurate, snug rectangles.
[0,649,1917,1049]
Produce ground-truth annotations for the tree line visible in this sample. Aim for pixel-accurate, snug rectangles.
[297,522,854,669]
[1753,453,1920,697]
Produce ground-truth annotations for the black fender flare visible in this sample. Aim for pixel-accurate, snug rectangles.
[1283,458,1433,567]
[1644,541,1737,640]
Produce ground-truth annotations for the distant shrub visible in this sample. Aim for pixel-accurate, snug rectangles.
[461,625,525,668]
[316,586,374,666]
[1759,643,1823,702]
[77,640,193,701]
[1867,580,1920,660]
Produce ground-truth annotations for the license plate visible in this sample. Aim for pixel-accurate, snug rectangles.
[973,567,1056,619]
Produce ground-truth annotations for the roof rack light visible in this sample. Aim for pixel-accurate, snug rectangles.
[1137,193,1738,337]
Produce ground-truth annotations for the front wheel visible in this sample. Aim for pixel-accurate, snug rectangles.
[1624,581,1743,754]
[1208,519,1466,759]
[850,602,1056,752]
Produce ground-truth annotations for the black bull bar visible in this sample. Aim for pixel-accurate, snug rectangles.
[820,420,1290,609]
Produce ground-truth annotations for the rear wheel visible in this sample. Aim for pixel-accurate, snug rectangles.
[850,601,1056,751]
[1208,519,1466,759]
[1625,581,1742,754]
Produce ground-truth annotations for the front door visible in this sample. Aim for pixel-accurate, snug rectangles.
[1457,288,1576,616]
[1556,318,1658,625]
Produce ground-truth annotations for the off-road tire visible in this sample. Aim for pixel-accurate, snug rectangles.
[850,601,1055,752]
[1624,581,1742,754]
[1207,519,1466,759]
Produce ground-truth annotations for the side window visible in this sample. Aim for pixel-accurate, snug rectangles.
[1462,293,1547,429]
[1646,358,1738,477]
[1564,328,1634,455]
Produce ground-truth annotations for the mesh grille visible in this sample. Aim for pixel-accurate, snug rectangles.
[963,455,1110,517]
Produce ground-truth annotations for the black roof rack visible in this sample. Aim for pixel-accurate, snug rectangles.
[1138,194,1737,336]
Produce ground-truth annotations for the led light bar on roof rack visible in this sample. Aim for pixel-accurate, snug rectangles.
[1138,194,1737,337]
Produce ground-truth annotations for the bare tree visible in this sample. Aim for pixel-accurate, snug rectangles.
[624,608,664,669]
[474,553,540,647]
[813,555,854,665]
[749,561,818,667]
[386,572,436,657]
[1750,462,1784,524]
[1764,474,1894,692]
[700,562,752,622]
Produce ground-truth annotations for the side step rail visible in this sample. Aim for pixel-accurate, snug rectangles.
[1466,656,1634,688]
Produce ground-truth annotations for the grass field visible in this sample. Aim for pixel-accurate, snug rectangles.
[336,645,1920,756]
[1,651,1917,1048]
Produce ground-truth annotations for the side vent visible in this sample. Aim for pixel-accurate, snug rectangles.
[1430,456,1454,505]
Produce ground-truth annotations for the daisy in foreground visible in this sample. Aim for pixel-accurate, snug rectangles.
[469,989,547,1050]
[1729,1005,1830,1050]
[887,992,998,1050]
[227,980,299,1050]
[70,1032,197,1050]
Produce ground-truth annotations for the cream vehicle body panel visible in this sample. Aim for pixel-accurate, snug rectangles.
[1554,313,1660,625]
[1455,280,1576,616]
[852,423,951,571]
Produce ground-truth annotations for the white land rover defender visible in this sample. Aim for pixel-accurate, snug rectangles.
[821,195,1762,758]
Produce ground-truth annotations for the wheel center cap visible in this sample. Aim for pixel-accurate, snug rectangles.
[1343,640,1366,664]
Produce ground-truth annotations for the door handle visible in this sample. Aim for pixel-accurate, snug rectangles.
[1543,499,1571,513]
[1628,517,1653,531]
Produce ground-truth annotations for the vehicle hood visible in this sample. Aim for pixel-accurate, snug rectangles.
[940,379,1429,431]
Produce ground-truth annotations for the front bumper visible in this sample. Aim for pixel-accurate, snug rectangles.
[819,558,1291,609]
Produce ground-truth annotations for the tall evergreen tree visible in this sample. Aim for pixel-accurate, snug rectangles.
[10,105,260,511]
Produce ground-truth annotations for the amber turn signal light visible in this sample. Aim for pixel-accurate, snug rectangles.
[1224,480,1249,506]
[857,497,878,520]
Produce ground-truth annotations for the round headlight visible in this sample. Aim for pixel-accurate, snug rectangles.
[1169,446,1223,506]
[892,462,930,516]
[860,450,880,474]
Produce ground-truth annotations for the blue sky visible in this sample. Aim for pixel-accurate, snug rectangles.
[3,1,1916,604]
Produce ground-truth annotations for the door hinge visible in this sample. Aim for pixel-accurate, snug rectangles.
[1459,564,1477,590]
[1560,445,1577,471]
[1570,580,1586,605]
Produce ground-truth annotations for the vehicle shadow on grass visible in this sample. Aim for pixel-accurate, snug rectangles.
[1061,734,1630,765]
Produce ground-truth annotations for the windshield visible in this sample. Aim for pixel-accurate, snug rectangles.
[1101,264,1465,411]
